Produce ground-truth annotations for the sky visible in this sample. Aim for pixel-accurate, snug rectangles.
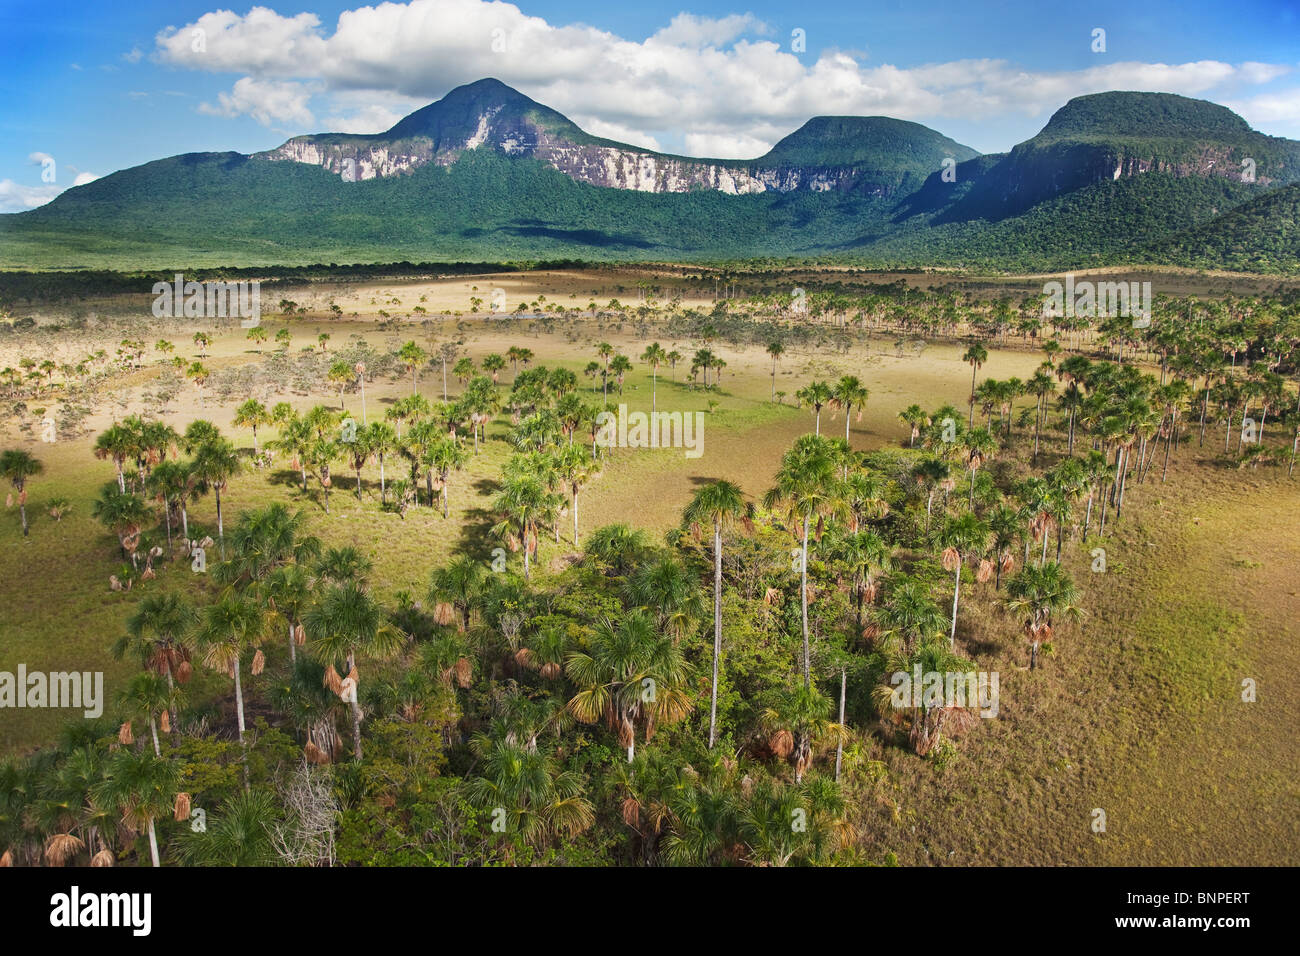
[2,0,1299,212]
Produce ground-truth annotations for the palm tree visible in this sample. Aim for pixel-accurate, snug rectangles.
[115,593,196,740]
[962,342,989,428]
[0,449,42,536]
[491,474,557,580]
[565,611,692,762]
[874,578,947,655]
[910,457,952,533]
[232,399,271,456]
[191,437,240,555]
[464,731,593,847]
[92,483,152,566]
[898,404,927,447]
[197,595,265,745]
[328,360,354,411]
[428,437,467,518]
[265,562,313,665]
[363,421,398,503]
[175,789,279,866]
[609,354,633,396]
[429,556,487,631]
[626,555,706,644]
[937,513,991,648]
[682,479,750,747]
[117,672,177,757]
[766,340,785,400]
[640,343,668,415]
[91,750,178,867]
[482,353,506,384]
[830,375,869,444]
[556,443,594,545]
[94,423,134,493]
[795,380,833,434]
[1004,562,1082,670]
[306,582,405,760]
[960,428,997,510]
[398,341,428,395]
[764,434,841,687]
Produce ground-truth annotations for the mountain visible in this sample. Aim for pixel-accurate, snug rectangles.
[258,77,977,197]
[2,81,1297,273]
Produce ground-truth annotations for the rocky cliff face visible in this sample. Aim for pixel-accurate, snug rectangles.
[256,79,962,197]
[260,122,908,195]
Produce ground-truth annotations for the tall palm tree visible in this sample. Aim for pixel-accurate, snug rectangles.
[640,343,668,415]
[306,582,405,760]
[681,480,750,747]
[191,437,240,555]
[197,595,265,746]
[962,342,989,428]
[398,341,428,395]
[556,443,594,545]
[1004,562,1082,670]
[115,593,196,739]
[830,375,869,444]
[491,474,557,580]
[428,437,468,518]
[565,611,692,763]
[764,434,841,687]
[0,449,42,536]
[116,672,178,757]
[232,399,271,456]
[363,421,399,503]
[91,750,179,867]
[93,423,135,493]
[766,340,785,400]
[936,513,991,648]
[960,428,997,510]
[795,380,834,435]
[264,562,313,666]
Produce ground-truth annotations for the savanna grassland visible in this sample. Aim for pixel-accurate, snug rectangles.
[1,264,1297,867]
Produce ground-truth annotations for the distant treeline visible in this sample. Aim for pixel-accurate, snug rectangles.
[0,259,602,306]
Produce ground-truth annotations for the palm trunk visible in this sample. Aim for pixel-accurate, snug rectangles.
[19,501,28,536]
[233,659,246,744]
[949,560,961,648]
[572,487,580,545]
[348,652,363,760]
[969,366,977,428]
[288,622,296,665]
[147,817,160,868]
[149,717,160,757]
[708,521,722,749]
[834,667,846,783]
[801,516,810,688]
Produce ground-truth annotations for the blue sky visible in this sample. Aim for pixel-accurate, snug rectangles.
[2,0,1299,211]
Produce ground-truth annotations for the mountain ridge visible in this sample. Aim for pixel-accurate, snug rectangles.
[2,80,1298,273]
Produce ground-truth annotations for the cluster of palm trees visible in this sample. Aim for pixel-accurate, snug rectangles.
[89,416,239,573]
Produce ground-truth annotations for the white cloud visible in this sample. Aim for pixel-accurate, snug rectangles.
[151,1,1300,156]
[650,13,768,48]
[72,172,99,186]
[0,180,62,213]
[198,77,318,126]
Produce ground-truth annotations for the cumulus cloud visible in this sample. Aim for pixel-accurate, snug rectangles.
[0,180,62,213]
[198,76,318,126]
[153,1,1300,155]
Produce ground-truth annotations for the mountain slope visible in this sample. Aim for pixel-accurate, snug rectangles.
[1,82,1297,272]
[258,77,976,196]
